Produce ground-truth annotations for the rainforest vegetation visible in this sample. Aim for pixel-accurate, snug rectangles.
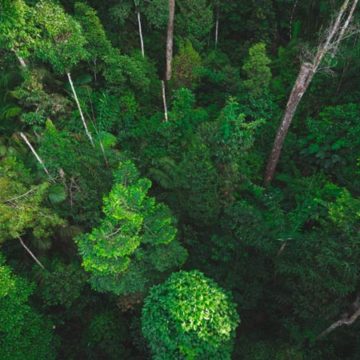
[1,0,360,359]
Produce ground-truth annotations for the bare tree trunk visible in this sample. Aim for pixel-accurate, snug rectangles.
[16,55,27,68]
[264,0,359,185]
[11,49,27,68]
[166,0,175,81]
[161,80,168,122]
[317,294,360,340]
[67,72,95,147]
[215,8,219,48]
[18,236,46,270]
[20,132,51,178]
[137,11,145,57]
[264,63,314,184]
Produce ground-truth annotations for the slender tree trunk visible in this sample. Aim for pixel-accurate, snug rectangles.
[67,72,94,147]
[20,132,51,178]
[264,0,359,185]
[166,0,175,81]
[215,8,219,48]
[137,10,145,57]
[161,80,168,122]
[18,236,46,270]
[317,294,360,340]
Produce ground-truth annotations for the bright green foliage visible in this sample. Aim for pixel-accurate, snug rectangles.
[34,259,88,308]
[0,0,37,59]
[35,0,88,74]
[76,160,187,295]
[173,40,202,89]
[142,270,240,359]
[242,42,272,97]
[0,254,56,360]
[0,157,64,247]
[74,2,112,77]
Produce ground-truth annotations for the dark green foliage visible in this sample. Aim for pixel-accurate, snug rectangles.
[1,0,360,358]
[0,253,56,360]
[142,270,240,359]
[34,258,87,308]
[172,40,202,90]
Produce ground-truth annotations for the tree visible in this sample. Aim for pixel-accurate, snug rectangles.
[34,0,94,146]
[76,159,187,296]
[176,0,214,50]
[0,156,64,253]
[242,42,272,98]
[0,0,37,67]
[172,40,202,89]
[0,253,56,360]
[264,0,359,185]
[141,270,240,359]
[166,0,176,80]
[74,2,112,80]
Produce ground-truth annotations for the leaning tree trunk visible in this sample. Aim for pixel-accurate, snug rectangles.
[20,132,51,178]
[67,72,94,147]
[166,0,175,81]
[264,0,359,185]
[264,63,314,184]
[137,10,145,57]
[317,294,360,340]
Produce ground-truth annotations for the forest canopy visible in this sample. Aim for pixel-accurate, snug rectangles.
[0,0,360,359]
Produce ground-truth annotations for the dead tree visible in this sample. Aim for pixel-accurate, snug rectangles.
[165,0,175,81]
[264,0,359,185]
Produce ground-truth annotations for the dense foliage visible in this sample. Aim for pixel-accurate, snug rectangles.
[0,0,360,359]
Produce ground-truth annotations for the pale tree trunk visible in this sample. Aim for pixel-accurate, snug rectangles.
[12,49,27,68]
[161,80,168,122]
[166,0,175,81]
[317,294,360,340]
[67,72,95,147]
[264,0,359,185]
[16,55,27,68]
[20,132,51,178]
[137,11,145,57]
[215,8,219,48]
[19,236,46,270]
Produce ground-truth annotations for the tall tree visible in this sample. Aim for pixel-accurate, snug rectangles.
[76,159,187,296]
[165,0,175,80]
[142,270,240,359]
[34,0,94,146]
[264,0,359,185]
